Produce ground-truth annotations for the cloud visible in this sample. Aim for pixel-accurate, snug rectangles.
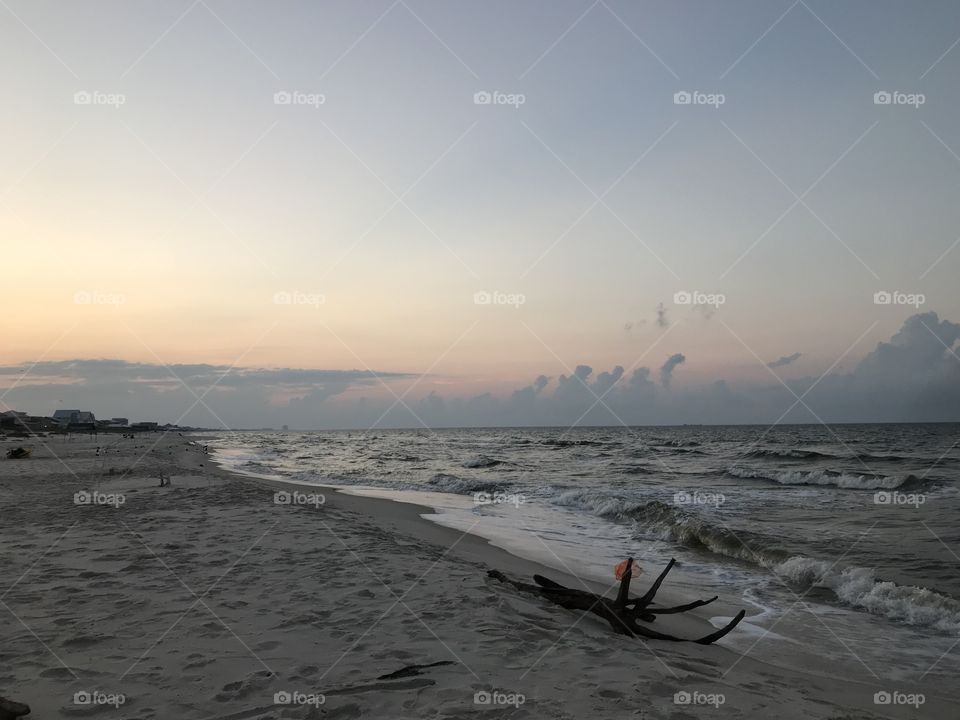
[510,374,548,405]
[659,353,686,387]
[0,360,415,428]
[767,352,802,369]
[1,314,957,428]
[798,312,960,422]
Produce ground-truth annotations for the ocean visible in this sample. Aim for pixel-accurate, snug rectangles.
[207,423,960,681]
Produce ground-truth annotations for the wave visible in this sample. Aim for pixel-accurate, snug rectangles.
[727,466,917,490]
[370,453,423,462]
[744,448,910,463]
[551,490,790,567]
[854,453,909,463]
[743,448,832,460]
[621,464,654,475]
[461,455,507,468]
[650,438,701,447]
[540,439,612,448]
[552,489,960,632]
[774,557,960,633]
[428,473,508,494]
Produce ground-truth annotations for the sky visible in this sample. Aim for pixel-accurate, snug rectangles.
[1,0,959,428]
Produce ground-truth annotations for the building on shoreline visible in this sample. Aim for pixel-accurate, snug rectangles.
[1,409,200,437]
[52,409,98,435]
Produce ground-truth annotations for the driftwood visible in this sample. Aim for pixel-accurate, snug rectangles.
[489,557,745,644]
[0,695,30,720]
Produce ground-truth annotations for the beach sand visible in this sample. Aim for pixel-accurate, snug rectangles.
[0,434,952,718]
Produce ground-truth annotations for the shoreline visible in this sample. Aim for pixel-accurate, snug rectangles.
[0,433,954,718]
[202,439,957,696]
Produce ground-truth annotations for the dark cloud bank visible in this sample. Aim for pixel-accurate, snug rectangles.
[2,313,958,429]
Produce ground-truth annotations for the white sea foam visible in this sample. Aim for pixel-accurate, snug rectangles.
[728,466,912,490]
[773,556,960,633]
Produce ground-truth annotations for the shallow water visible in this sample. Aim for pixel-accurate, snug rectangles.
[207,423,960,680]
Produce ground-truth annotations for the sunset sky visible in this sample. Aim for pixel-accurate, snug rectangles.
[2,0,959,427]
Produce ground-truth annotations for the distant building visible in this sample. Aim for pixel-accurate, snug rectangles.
[1,411,61,434]
[0,411,28,432]
[130,421,159,432]
[111,418,129,426]
[53,409,96,426]
[25,416,59,432]
[52,409,97,434]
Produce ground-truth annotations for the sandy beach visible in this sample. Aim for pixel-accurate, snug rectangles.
[0,433,952,719]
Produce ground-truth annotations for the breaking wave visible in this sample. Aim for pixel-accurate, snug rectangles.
[774,557,960,633]
[727,467,917,490]
[461,455,507,468]
[551,490,791,567]
[428,473,508,494]
[551,489,960,632]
